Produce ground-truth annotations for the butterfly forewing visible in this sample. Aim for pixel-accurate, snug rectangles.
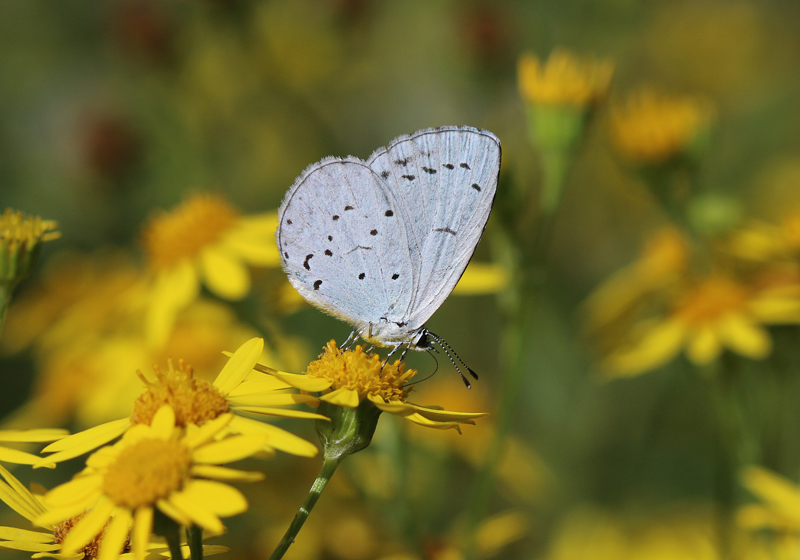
[367,126,501,327]
[277,158,418,327]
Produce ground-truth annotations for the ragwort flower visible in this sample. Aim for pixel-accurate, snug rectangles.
[36,406,264,560]
[0,464,227,559]
[518,49,613,108]
[142,193,280,345]
[0,429,67,467]
[36,338,322,467]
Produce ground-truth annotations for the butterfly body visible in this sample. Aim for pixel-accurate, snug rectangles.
[276,126,501,354]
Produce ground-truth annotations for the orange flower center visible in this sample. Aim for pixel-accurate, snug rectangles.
[132,359,230,427]
[306,341,416,402]
[141,193,239,270]
[103,438,192,508]
[54,512,131,558]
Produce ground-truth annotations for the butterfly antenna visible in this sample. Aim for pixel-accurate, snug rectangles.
[425,333,472,389]
[426,332,478,385]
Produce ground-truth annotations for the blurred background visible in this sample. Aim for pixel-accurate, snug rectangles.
[3,0,800,558]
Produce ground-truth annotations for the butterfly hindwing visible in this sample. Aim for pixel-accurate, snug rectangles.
[367,126,501,327]
[277,158,418,327]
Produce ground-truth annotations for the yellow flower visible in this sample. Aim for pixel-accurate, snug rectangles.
[0,429,67,467]
[36,405,263,560]
[141,193,280,346]
[603,273,800,376]
[609,88,714,165]
[0,464,228,559]
[0,208,60,288]
[263,341,488,431]
[518,49,613,107]
[35,338,323,467]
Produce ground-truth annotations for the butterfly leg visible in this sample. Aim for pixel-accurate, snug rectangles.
[380,342,404,372]
[339,328,360,353]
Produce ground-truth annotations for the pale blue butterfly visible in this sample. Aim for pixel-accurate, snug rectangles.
[276,126,501,387]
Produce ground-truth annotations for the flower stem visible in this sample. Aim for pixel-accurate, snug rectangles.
[188,525,203,560]
[268,454,343,560]
[163,525,184,560]
[0,283,11,339]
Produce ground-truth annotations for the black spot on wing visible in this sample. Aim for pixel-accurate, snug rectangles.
[324,249,332,256]
[422,167,437,174]
[444,163,454,170]
[380,170,390,179]
[471,183,481,192]
[434,227,458,236]
[385,210,393,217]
[394,158,410,166]
[402,174,415,181]
[303,254,314,270]
[460,163,471,169]
[333,215,340,221]
[313,280,322,290]
[344,205,354,211]
[392,273,399,280]
[283,252,288,258]
[370,229,378,236]
[358,272,365,280]
[328,235,333,241]
[286,219,293,225]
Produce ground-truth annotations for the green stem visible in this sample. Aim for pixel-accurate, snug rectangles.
[0,283,12,339]
[163,525,184,560]
[268,455,343,560]
[187,525,203,560]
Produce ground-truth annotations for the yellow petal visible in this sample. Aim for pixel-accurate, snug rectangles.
[182,480,248,517]
[228,416,318,457]
[235,213,278,234]
[453,262,510,295]
[605,319,685,377]
[200,247,250,300]
[166,492,224,533]
[146,260,200,347]
[214,338,264,395]
[191,465,265,482]
[44,474,103,508]
[37,419,130,467]
[319,388,360,408]
[0,540,60,552]
[686,327,721,365]
[133,506,153,560]
[183,414,233,450]
[259,370,333,392]
[60,499,115,555]
[405,403,489,423]
[97,509,133,560]
[749,295,800,323]
[231,406,328,420]
[718,314,771,359]
[0,465,45,520]
[403,413,461,430]
[221,228,280,266]
[156,498,192,527]
[476,510,529,556]
[742,466,800,523]
[226,376,292,397]
[0,429,68,443]
[225,393,319,407]
[0,527,54,543]
[149,406,177,439]
[193,434,269,464]
[36,491,100,528]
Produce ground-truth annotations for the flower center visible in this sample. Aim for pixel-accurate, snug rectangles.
[674,276,748,326]
[103,438,192,508]
[141,193,239,270]
[54,511,131,558]
[306,341,416,402]
[0,208,60,247]
[132,359,230,427]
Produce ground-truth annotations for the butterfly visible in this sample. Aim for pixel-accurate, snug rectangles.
[276,126,501,387]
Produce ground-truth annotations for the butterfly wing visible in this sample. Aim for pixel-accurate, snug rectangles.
[276,157,419,330]
[367,126,501,328]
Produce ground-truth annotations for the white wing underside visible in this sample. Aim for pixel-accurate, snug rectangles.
[276,126,501,343]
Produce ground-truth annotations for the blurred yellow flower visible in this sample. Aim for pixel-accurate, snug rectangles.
[609,88,714,165]
[0,208,60,286]
[36,405,265,559]
[518,49,613,107]
[603,273,800,376]
[268,341,488,431]
[141,193,280,346]
[740,465,800,532]
[0,428,67,467]
[36,338,322,467]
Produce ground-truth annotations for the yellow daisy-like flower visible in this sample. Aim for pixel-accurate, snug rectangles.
[0,208,60,287]
[36,405,264,560]
[263,341,488,431]
[142,193,280,346]
[603,273,800,377]
[0,429,67,467]
[35,338,323,467]
[739,466,800,533]
[0,464,228,559]
[609,88,714,165]
[518,49,613,107]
